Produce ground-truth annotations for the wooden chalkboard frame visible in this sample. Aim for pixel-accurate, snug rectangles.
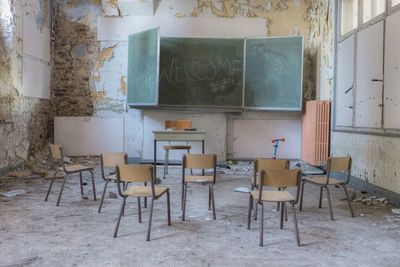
[243,36,304,111]
[127,27,160,107]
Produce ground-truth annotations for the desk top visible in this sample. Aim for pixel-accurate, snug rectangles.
[153,130,206,141]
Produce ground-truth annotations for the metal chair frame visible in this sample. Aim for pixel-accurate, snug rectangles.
[247,169,302,247]
[299,157,355,220]
[113,164,171,241]
[181,154,217,221]
[44,144,96,206]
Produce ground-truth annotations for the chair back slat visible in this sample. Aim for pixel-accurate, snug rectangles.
[255,158,289,172]
[165,120,192,130]
[50,144,63,160]
[102,153,127,167]
[260,169,301,188]
[183,154,216,169]
[116,164,153,183]
[328,157,351,172]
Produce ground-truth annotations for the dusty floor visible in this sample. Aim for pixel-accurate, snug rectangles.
[0,161,400,267]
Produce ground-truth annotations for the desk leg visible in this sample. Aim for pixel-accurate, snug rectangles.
[202,140,205,175]
[154,140,158,184]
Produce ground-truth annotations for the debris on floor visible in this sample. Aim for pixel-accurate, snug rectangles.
[233,187,250,193]
[109,192,118,199]
[392,209,400,215]
[0,189,26,197]
[6,170,33,178]
[353,196,389,206]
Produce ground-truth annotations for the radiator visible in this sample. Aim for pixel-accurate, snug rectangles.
[301,100,331,166]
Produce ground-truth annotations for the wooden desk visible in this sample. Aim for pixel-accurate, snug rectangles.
[153,130,206,182]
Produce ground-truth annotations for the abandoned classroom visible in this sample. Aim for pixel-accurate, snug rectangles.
[1,0,400,266]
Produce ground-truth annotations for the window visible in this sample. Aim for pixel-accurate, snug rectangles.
[392,0,400,7]
[363,0,386,23]
[341,0,359,35]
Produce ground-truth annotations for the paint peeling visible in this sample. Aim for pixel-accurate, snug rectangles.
[92,44,118,82]
[120,75,127,95]
[174,12,186,18]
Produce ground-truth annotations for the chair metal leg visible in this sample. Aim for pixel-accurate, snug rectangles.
[98,179,110,213]
[79,172,84,196]
[247,194,252,230]
[211,183,216,220]
[299,181,306,211]
[182,183,188,221]
[146,198,155,241]
[56,174,68,206]
[254,200,258,221]
[284,202,288,221]
[291,201,300,246]
[187,149,193,176]
[277,188,281,211]
[45,170,61,201]
[325,186,334,220]
[342,184,355,217]
[208,183,211,210]
[259,202,264,247]
[319,186,323,208]
[280,202,284,229]
[137,197,142,223]
[163,149,168,179]
[113,197,127,238]
[90,171,96,201]
[181,182,184,211]
[167,190,171,226]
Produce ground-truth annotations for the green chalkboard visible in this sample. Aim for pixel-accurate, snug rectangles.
[244,36,303,110]
[127,28,159,106]
[159,38,244,108]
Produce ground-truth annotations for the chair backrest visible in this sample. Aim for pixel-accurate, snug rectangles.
[253,158,289,186]
[183,154,216,169]
[326,156,352,184]
[101,153,128,180]
[115,164,155,197]
[101,153,127,167]
[182,154,217,183]
[50,144,63,160]
[259,169,302,203]
[165,120,192,130]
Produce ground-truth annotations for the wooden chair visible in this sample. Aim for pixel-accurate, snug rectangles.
[182,154,217,221]
[113,164,171,241]
[98,153,127,213]
[44,144,96,206]
[299,157,354,220]
[247,169,302,247]
[163,120,192,179]
[252,158,290,220]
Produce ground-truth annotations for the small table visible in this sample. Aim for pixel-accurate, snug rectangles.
[153,130,206,182]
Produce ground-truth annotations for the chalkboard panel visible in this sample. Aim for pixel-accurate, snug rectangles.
[244,36,303,110]
[159,38,244,108]
[127,28,159,106]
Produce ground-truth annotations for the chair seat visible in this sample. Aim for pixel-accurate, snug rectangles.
[185,175,214,183]
[303,176,343,185]
[123,186,168,197]
[163,145,191,150]
[62,164,93,173]
[251,190,295,202]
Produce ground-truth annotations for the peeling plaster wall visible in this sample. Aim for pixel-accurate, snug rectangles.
[52,0,334,160]
[0,0,51,170]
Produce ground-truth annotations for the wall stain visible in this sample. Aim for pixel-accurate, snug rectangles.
[120,75,127,95]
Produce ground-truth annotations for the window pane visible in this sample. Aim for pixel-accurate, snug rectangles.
[341,0,358,35]
[363,0,386,23]
[392,0,400,7]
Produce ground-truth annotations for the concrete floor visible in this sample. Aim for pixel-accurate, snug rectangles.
[1,162,400,267]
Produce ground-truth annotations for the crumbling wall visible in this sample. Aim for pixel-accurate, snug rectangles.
[0,0,51,170]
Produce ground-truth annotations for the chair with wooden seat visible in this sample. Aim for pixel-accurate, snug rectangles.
[181,154,217,221]
[163,120,192,179]
[247,169,302,247]
[113,164,171,241]
[44,144,96,206]
[252,158,290,220]
[299,156,354,220]
[98,153,127,213]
